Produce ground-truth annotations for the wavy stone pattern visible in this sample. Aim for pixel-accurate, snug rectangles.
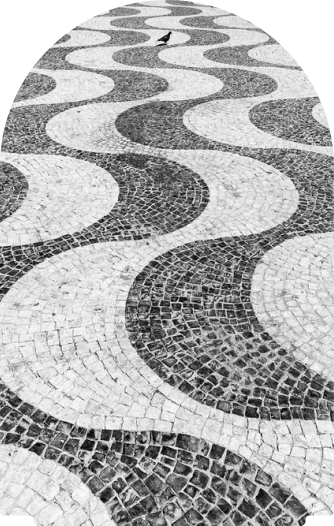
[0,390,308,526]
[0,0,333,523]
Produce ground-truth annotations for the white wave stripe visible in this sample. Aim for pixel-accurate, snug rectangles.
[135,0,174,6]
[0,446,114,525]
[0,154,119,245]
[13,69,114,107]
[53,29,111,48]
[251,234,334,380]
[214,15,256,28]
[80,16,126,30]
[248,43,299,67]
[163,150,299,237]
[137,1,232,16]
[145,15,201,29]
[80,6,172,30]
[199,6,232,16]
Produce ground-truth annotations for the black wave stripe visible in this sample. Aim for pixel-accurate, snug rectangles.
[109,16,155,29]
[97,29,150,46]
[182,28,230,45]
[103,31,150,46]
[14,72,57,102]
[165,0,224,9]
[0,384,308,525]
[249,97,332,147]
[113,45,182,68]
[165,6,204,15]
[181,15,234,28]
[94,27,150,49]
[204,43,302,69]
[0,162,29,222]
[125,150,334,420]
[108,70,169,101]
[166,0,199,5]
[103,7,141,16]
[205,67,277,98]
[127,4,203,16]
[156,6,204,16]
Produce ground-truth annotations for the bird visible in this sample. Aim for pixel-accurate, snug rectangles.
[157,31,172,46]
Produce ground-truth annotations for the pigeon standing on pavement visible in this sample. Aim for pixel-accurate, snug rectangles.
[157,31,172,46]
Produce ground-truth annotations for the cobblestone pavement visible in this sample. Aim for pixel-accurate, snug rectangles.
[0,0,333,524]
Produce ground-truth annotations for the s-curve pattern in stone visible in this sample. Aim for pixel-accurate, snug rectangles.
[0,0,333,524]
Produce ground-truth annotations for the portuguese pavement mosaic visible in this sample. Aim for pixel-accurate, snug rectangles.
[0,1,333,524]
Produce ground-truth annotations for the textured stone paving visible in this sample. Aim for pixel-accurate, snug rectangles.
[0,0,333,524]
